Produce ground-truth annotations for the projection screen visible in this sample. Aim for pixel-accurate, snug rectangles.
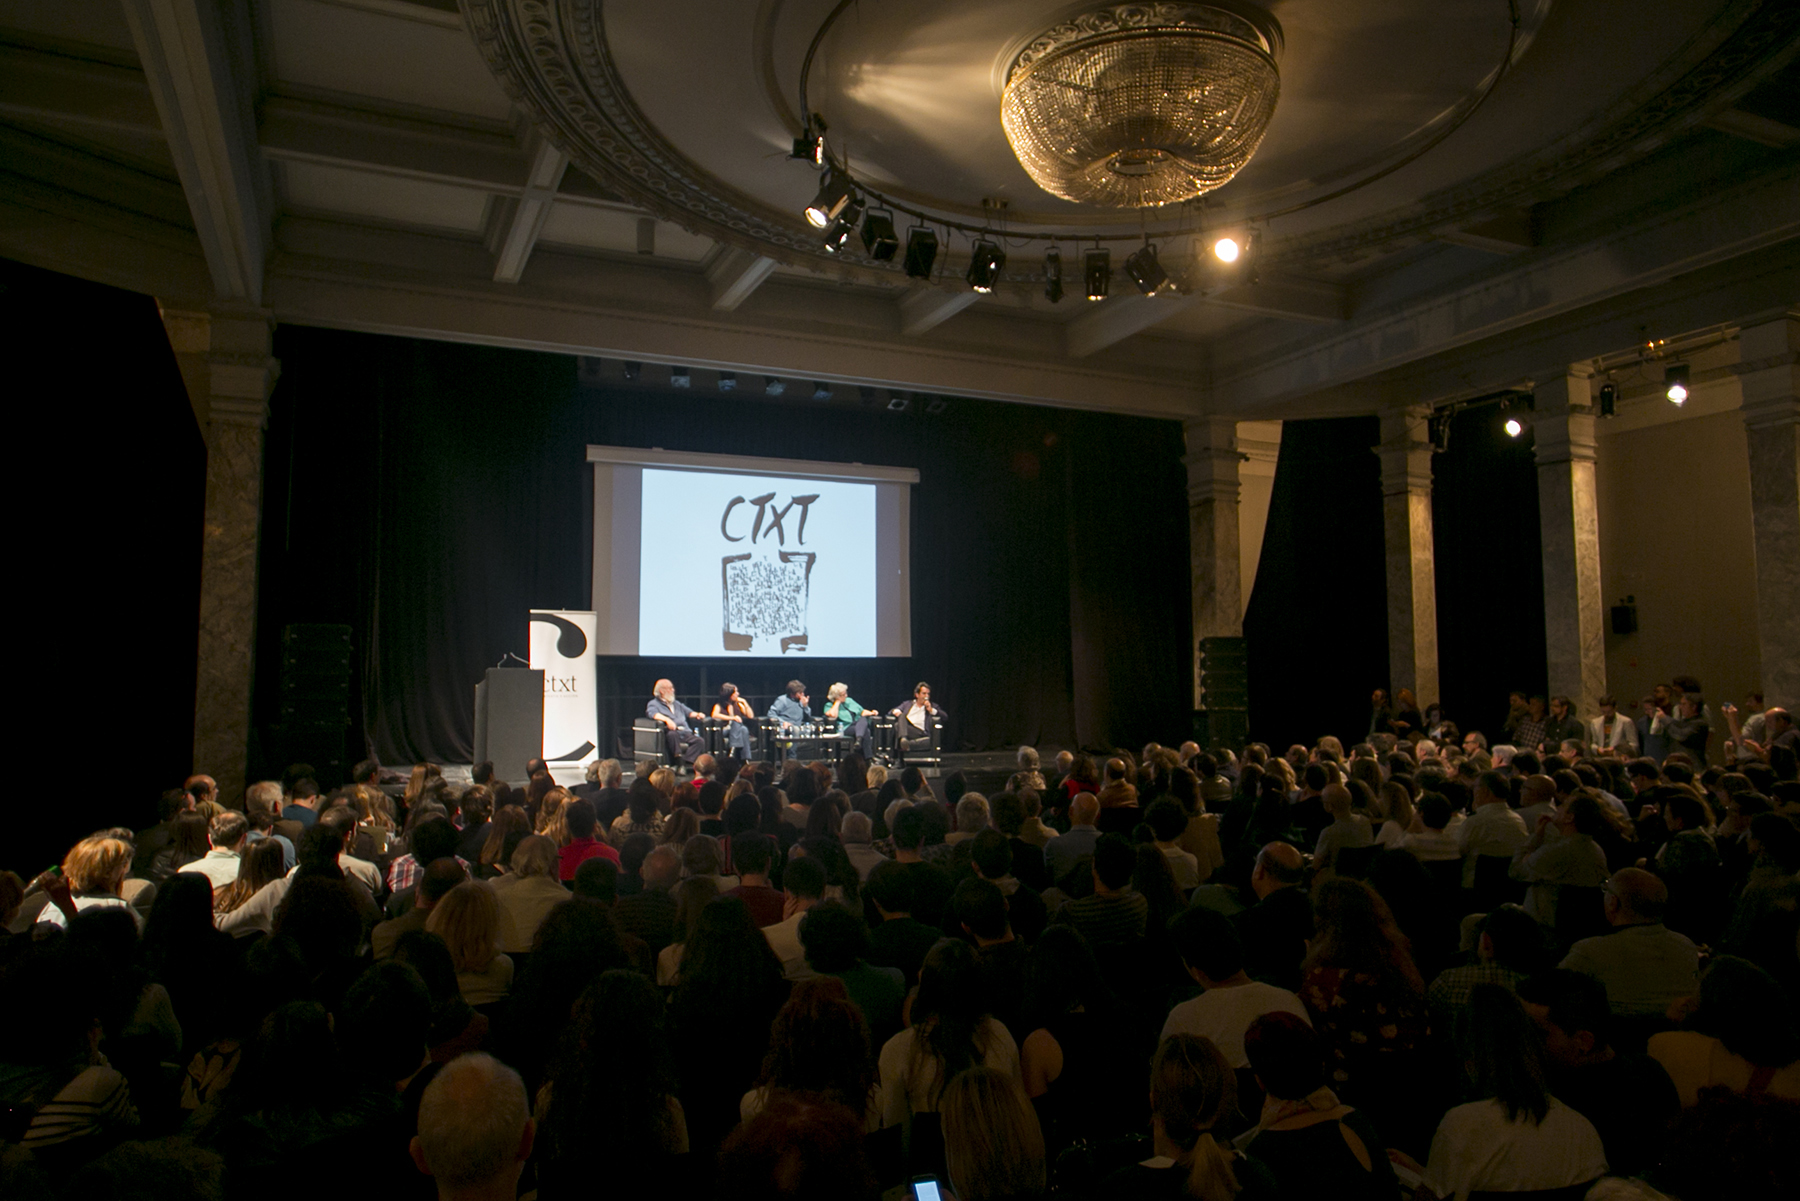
[588,445,917,657]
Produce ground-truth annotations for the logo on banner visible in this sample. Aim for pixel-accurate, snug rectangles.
[719,491,818,653]
[529,610,598,763]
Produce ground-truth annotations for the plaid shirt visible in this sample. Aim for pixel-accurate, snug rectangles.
[1426,962,1526,1023]
[386,853,470,894]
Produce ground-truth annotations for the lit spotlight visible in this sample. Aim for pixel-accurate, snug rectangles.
[1043,248,1064,303]
[1212,236,1241,263]
[966,239,1005,293]
[1664,363,1689,405]
[1504,417,1523,438]
[903,226,939,279]
[804,170,854,229]
[861,209,899,260]
[1084,248,1111,301]
[1125,241,1168,295]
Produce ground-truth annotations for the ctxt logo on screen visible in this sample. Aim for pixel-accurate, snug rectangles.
[720,492,820,545]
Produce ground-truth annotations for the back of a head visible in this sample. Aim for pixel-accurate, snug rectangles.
[681,833,723,877]
[840,811,873,845]
[865,858,915,914]
[1169,908,1243,981]
[1146,798,1188,843]
[1457,984,1550,1124]
[410,816,459,866]
[718,1092,877,1201]
[951,877,1008,942]
[1608,867,1667,922]
[733,832,774,877]
[1417,791,1452,831]
[1516,968,1612,1051]
[969,828,1012,880]
[416,1052,531,1190]
[1092,833,1135,890]
[954,794,988,834]
[565,798,598,840]
[1243,1011,1326,1101]
[944,771,968,806]
[799,901,867,973]
[1694,955,1800,1069]
[1478,904,1547,972]
[901,766,924,794]
[1149,1034,1237,1192]
[420,856,470,906]
[574,856,619,904]
[942,1066,1045,1201]
[892,805,927,851]
[784,854,827,901]
[339,960,432,1084]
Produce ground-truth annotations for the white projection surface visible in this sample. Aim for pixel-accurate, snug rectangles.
[588,446,917,657]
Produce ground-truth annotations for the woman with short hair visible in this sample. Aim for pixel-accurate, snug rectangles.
[38,836,139,929]
[489,834,570,954]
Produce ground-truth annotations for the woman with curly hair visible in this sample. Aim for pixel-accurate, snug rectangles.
[741,976,876,1128]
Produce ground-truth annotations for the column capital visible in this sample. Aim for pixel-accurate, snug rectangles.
[1183,417,1243,507]
[1532,374,1598,467]
[1375,405,1433,496]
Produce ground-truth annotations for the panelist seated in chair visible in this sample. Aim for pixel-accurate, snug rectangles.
[647,678,704,765]
[890,682,945,758]
[824,682,874,759]
[767,679,814,759]
[711,682,756,759]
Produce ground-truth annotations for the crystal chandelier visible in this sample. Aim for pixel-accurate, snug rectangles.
[1001,3,1282,208]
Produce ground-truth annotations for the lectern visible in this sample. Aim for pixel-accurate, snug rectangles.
[474,667,543,782]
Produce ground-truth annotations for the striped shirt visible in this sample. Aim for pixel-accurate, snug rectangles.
[22,1064,138,1148]
[1054,889,1149,948]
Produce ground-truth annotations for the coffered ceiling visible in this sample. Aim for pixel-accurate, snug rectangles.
[1,0,1794,420]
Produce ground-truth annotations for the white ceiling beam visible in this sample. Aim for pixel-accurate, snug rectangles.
[1066,293,1200,357]
[119,0,270,304]
[1203,272,1348,323]
[704,244,778,311]
[1704,107,1800,148]
[485,129,566,283]
[899,286,981,336]
[1214,164,1800,411]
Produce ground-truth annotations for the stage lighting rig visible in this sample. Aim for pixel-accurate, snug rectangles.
[861,209,899,260]
[1664,364,1689,405]
[966,239,1005,293]
[1125,241,1168,295]
[1043,247,1064,303]
[1084,248,1111,301]
[804,169,856,229]
[903,226,939,279]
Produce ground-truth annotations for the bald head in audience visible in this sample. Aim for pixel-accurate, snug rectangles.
[1069,793,1100,829]
[410,1053,534,1201]
[1251,842,1305,899]
[1604,868,1668,926]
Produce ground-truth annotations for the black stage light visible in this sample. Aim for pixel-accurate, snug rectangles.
[859,386,881,407]
[1084,249,1110,301]
[669,366,690,388]
[822,196,864,253]
[1664,363,1689,405]
[804,169,855,229]
[1598,382,1616,417]
[1125,241,1168,295]
[1428,409,1452,453]
[925,397,948,415]
[861,210,899,260]
[622,360,641,381]
[764,376,786,396]
[1043,247,1064,303]
[718,372,737,392]
[791,132,823,166]
[903,226,939,278]
[811,382,833,400]
[966,239,1005,293]
[887,393,910,412]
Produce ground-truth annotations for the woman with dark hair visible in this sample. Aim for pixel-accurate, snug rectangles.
[742,976,877,1127]
[877,939,1019,1128]
[1417,985,1605,1200]
[215,839,286,916]
[524,770,556,823]
[1019,925,1139,1154]
[609,781,665,847]
[657,878,717,985]
[1100,1034,1278,1201]
[149,811,211,884]
[535,970,686,1196]
[657,806,699,854]
[476,804,530,878]
[668,895,790,1154]
[1061,755,1101,806]
[758,785,797,853]
[803,788,850,845]
[712,682,756,759]
[837,752,870,797]
[143,872,234,1052]
[1648,954,1800,1105]
[1299,878,1430,1148]
[504,899,632,1091]
[391,929,487,1062]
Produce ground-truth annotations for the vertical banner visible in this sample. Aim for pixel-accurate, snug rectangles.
[528,610,598,764]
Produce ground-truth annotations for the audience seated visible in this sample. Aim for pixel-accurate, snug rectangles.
[9,705,1797,1201]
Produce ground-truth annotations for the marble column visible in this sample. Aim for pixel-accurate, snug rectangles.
[1738,311,1800,707]
[1375,405,1440,705]
[1184,417,1242,708]
[168,308,279,805]
[1533,372,1607,712]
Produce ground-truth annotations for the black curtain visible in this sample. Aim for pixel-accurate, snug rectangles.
[257,327,1191,771]
[1431,405,1547,734]
[2,258,205,872]
[1242,416,1388,750]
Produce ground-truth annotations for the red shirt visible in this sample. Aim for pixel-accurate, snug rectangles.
[559,836,620,881]
[725,883,787,928]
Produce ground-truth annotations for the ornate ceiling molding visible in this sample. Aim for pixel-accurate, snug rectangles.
[460,0,1800,290]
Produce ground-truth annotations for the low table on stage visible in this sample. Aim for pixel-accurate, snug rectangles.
[772,725,845,764]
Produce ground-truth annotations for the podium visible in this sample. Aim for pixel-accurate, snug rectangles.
[474,667,543,782]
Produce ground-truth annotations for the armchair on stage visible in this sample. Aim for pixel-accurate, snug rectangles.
[875,712,945,771]
[632,713,776,767]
